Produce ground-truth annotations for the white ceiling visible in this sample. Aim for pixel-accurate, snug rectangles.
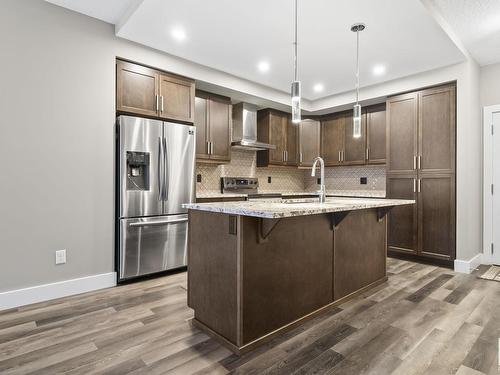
[47,0,137,24]
[46,0,466,100]
[427,0,500,66]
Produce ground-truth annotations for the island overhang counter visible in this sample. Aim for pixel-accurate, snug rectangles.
[183,197,414,354]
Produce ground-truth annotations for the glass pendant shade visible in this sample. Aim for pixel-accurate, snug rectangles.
[353,103,362,138]
[291,80,301,124]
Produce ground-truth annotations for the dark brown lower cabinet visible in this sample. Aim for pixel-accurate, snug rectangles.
[418,174,456,260]
[387,173,455,263]
[387,176,418,255]
[334,209,387,300]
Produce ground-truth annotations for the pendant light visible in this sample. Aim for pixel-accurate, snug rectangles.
[351,23,365,138]
[291,0,301,124]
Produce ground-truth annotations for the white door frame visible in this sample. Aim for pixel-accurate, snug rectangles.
[483,104,500,265]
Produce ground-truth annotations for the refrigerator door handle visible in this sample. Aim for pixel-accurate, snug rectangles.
[129,218,188,227]
[163,137,169,201]
[158,137,164,201]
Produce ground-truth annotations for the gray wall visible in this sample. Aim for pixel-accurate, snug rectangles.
[0,0,117,291]
[480,63,500,108]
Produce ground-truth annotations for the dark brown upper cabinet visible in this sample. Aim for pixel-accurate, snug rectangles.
[257,110,297,167]
[158,73,195,123]
[321,114,345,166]
[194,91,232,163]
[321,109,373,166]
[366,104,386,164]
[418,85,456,174]
[116,60,159,118]
[116,60,195,124]
[298,119,321,167]
[386,92,418,175]
[343,112,366,165]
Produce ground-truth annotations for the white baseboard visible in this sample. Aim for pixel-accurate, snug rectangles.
[454,253,483,274]
[0,272,117,311]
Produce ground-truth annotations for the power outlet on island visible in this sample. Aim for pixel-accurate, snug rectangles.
[55,249,66,265]
[360,177,367,185]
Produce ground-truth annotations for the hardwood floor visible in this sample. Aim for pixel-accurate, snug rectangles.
[0,259,498,374]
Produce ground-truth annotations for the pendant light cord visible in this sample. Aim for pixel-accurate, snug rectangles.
[355,28,359,104]
[294,0,298,82]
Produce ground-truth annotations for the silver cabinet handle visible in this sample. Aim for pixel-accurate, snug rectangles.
[417,178,421,193]
[211,141,214,155]
[163,137,169,201]
[207,141,210,155]
[129,218,188,227]
[338,151,341,162]
[418,155,421,170]
[161,95,164,113]
[413,178,416,193]
[158,137,164,201]
[285,150,288,162]
[156,95,159,111]
[413,155,417,170]
[366,148,369,160]
[299,152,303,163]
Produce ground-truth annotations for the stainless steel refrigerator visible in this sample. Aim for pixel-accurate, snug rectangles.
[117,115,195,281]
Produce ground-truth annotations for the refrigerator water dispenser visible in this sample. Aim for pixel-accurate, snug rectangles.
[126,151,149,191]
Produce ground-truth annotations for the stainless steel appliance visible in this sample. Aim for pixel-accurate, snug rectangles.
[117,115,195,281]
[220,177,282,201]
[231,103,277,151]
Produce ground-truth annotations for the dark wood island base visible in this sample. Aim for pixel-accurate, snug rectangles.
[187,208,389,355]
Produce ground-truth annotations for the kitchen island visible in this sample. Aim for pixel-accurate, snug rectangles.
[184,197,414,354]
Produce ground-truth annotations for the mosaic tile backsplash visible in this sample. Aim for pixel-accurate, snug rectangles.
[195,150,386,195]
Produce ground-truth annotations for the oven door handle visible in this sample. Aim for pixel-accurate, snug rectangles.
[129,218,188,227]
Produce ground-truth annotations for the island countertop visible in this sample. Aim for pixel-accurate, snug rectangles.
[183,197,415,219]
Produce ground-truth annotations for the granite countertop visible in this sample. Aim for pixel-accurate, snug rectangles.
[184,197,414,219]
[196,190,386,199]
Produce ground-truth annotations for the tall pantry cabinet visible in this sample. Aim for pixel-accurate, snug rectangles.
[386,84,456,264]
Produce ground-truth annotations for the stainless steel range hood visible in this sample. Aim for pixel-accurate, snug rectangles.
[231,102,276,151]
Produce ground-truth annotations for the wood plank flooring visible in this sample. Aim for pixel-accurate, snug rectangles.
[0,258,498,374]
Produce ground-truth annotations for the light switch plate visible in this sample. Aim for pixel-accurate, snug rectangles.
[55,249,66,265]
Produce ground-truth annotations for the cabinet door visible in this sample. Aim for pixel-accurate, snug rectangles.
[387,93,418,174]
[344,112,366,165]
[194,96,210,159]
[116,60,159,117]
[285,118,298,165]
[298,120,320,167]
[208,98,231,161]
[387,176,418,255]
[367,105,386,164]
[334,209,386,300]
[159,73,195,123]
[321,115,344,166]
[418,174,455,261]
[269,113,286,165]
[418,85,456,174]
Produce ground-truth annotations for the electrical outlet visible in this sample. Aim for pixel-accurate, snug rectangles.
[317,178,321,185]
[55,249,66,265]
[360,177,367,185]
[268,176,272,183]
[196,174,202,183]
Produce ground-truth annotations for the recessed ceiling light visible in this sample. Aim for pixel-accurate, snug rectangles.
[313,83,324,93]
[171,27,186,42]
[373,64,386,76]
[257,61,270,73]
